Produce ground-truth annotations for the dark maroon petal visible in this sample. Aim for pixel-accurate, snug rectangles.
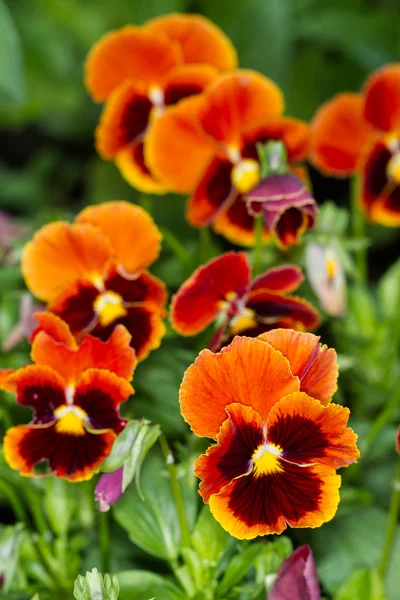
[268,545,321,600]
[164,82,204,105]
[95,466,124,511]
[188,158,236,226]
[246,290,319,329]
[119,95,153,144]
[50,282,98,337]
[249,266,303,294]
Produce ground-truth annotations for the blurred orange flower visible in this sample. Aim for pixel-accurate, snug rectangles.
[171,252,319,348]
[22,201,166,361]
[147,70,312,246]
[310,64,400,226]
[0,314,136,482]
[180,330,358,539]
[85,14,236,192]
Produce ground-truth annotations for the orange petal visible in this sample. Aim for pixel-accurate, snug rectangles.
[267,392,359,468]
[31,313,77,349]
[363,64,400,133]
[310,93,371,177]
[32,324,137,383]
[145,95,214,193]
[208,462,340,539]
[115,141,167,195]
[146,13,237,71]
[0,369,16,393]
[198,70,284,148]
[244,117,311,163]
[259,329,338,406]
[85,26,182,102]
[179,335,299,439]
[96,82,152,158]
[22,222,113,302]
[76,201,162,275]
[163,64,218,105]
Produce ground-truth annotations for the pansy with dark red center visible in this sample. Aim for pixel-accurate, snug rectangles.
[0,314,137,482]
[86,15,236,192]
[22,201,166,361]
[170,251,319,349]
[311,63,400,226]
[180,332,358,539]
[147,71,311,246]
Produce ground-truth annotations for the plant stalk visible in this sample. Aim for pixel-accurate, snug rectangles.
[378,454,400,578]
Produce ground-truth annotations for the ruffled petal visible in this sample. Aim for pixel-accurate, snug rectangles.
[116,142,167,195]
[249,265,304,294]
[106,268,166,309]
[22,222,113,302]
[246,291,320,331]
[77,201,162,275]
[31,313,77,349]
[170,252,251,335]
[259,329,338,406]
[310,93,371,176]
[180,335,299,439]
[146,13,237,71]
[244,117,310,163]
[363,64,400,133]
[85,26,181,101]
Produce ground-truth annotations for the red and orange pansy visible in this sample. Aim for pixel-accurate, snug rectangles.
[0,314,136,482]
[147,70,313,246]
[22,201,166,361]
[310,64,400,226]
[170,252,319,349]
[180,330,357,539]
[86,14,236,192]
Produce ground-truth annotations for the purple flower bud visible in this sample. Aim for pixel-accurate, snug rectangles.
[268,545,321,600]
[0,573,4,589]
[245,173,318,248]
[95,466,124,512]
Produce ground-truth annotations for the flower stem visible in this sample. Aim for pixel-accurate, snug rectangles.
[351,176,367,283]
[360,387,400,456]
[253,215,264,277]
[159,434,191,549]
[99,510,110,573]
[378,454,400,579]
[138,194,153,216]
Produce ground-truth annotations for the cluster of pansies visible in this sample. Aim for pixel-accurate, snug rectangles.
[14,10,400,546]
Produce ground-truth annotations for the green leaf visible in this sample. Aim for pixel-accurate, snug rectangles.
[0,0,26,106]
[113,454,196,561]
[73,569,119,600]
[102,419,161,498]
[191,505,228,565]
[0,524,25,593]
[216,542,266,596]
[44,476,76,536]
[335,569,386,600]
[117,570,186,600]
[378,258,400,322]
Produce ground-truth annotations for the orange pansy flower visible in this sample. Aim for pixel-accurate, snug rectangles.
[86,14,236,193]
[180,331,357,539]
[22,201,166,361]
[147,70,313,246]
[310,64,400,226]
[171,252,319,349]
[1,315,136,482]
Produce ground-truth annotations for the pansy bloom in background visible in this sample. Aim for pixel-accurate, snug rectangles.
[147,69,316,247]
[180,329,358,539]
[306,243,347,317]
[171,252,319,349]
[0,314,136,481]
[85,13,236,192]
[22,201,166,360]
[310,63,400,226]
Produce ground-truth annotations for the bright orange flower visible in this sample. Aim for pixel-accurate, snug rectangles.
[86,15,236,193]
[180,331,357,539]
[22,201,166,361]
[310,64,400,226]
[147,70,312,246]
[1,315,136,482]
[170,252,319,348]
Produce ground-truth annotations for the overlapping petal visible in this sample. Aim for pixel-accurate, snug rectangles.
[249,265,303,294]
[363,64,400,133]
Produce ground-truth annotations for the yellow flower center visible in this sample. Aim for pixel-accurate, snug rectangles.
[387,151,400,184]
[54,405,88,436]
[326,256,338,280]
[231,159,260,194]
[93,291,127,327]
[252,443,283,476]
[230,309,257,335]
[217,290,238,310]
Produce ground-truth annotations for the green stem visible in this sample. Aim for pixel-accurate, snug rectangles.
[199,226,212,266]
[159,434,191,549]
[379,455,400,578]
[138,194,153,216]
[360,387,400,457]
[99,510,110,573]
[253,215,264,277]
[351,175,367,283]
[0,479,30,524]
[160,226,191,267]
[22,480,48,535]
